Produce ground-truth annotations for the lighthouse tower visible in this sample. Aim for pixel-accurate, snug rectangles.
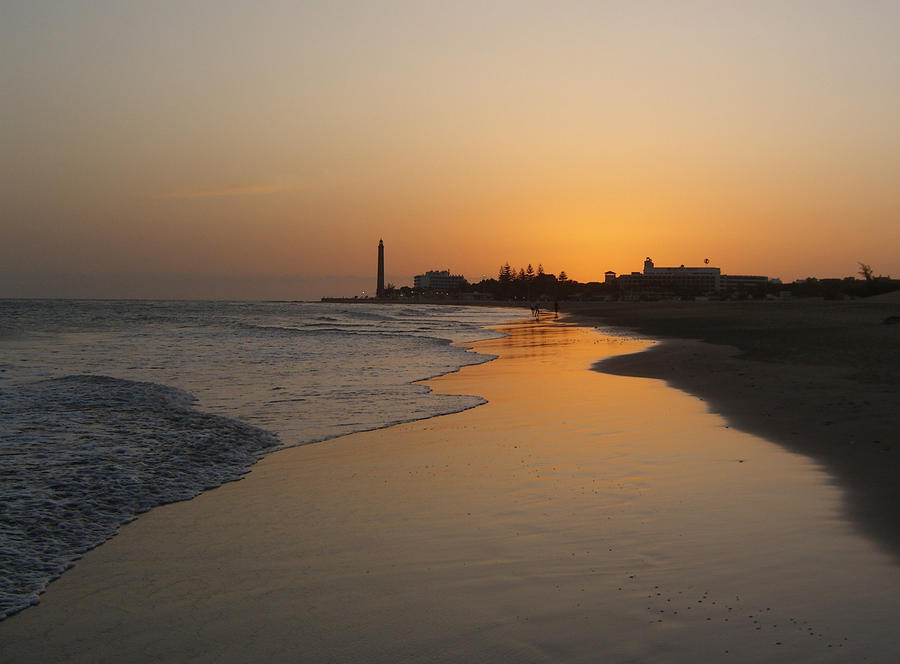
[376,239,385,297]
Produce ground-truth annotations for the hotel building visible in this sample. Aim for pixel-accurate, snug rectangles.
[413,270,468,293]
[610,257,767,295]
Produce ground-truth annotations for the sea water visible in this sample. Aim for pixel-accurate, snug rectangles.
[0,299,517,619]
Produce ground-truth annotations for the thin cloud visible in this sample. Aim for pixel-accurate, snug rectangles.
[157,181,323,200]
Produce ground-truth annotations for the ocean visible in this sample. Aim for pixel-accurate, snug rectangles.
[0,299,517,620]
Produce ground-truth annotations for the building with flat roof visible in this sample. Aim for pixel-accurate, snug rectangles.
[617,257,721,293]
[721,274,769,291]
[413,270,467,293]
[611,257,768,296]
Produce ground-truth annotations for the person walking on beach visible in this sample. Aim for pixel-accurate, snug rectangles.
[553,300,559,318]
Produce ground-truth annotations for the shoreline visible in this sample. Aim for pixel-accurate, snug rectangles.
[0,302,523,624]
[565,299,900,558]
[1,318,899,661]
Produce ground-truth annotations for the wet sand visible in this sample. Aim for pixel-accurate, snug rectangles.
[567,298,900,557]
[2,320,899,662]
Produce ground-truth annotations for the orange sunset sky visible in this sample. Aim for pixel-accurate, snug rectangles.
[3,1,899,299]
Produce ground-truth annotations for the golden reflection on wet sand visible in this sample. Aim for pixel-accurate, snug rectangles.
[1,320,898,663]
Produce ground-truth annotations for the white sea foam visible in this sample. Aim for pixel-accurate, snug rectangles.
[0,300,518,619]
[0,374,279,619]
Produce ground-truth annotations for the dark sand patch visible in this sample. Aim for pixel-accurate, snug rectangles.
[568,299,900,558]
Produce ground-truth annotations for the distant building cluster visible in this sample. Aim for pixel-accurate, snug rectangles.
[413,269,468,293]
[370,240,469,299]
[367,241,769,302]
[320,241,894,303]
[607,258,768,295]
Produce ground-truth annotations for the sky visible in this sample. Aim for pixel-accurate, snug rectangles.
[2,1,899,299]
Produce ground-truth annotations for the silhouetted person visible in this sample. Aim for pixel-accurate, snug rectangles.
[553,300,559,318]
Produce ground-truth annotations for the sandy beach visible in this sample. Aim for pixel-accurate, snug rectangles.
[568,296,900,558]
[2,316,899,662]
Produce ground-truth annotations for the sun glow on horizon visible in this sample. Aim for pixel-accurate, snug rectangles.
[2,1,899,298]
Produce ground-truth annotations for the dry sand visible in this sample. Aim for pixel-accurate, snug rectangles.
[2,318,899,662]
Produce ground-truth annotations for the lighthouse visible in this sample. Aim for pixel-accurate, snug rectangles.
[376,239,385,298]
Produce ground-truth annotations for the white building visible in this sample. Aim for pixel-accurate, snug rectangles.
[613,257,768,295]
[413,270,467,292]
[631,257,722,291]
